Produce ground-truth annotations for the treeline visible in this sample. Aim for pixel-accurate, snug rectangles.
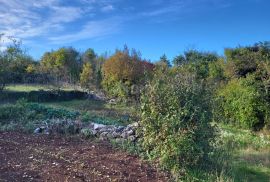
[0,41,154,100]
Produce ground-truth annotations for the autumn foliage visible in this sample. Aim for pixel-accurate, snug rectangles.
[102,48,154,99]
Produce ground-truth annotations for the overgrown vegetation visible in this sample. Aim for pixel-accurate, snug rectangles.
[1,36,270,181]
[140,68,221,180]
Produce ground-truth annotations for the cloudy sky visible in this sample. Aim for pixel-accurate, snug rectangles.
[0,0,269,60]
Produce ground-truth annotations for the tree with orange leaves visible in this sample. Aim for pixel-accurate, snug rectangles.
[102,46,154,100]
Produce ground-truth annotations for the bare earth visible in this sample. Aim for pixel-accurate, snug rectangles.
[0,132,168,182]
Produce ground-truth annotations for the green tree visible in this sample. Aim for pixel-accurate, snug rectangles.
[224,43,270,78]
[173,55,186,66]
[157,54,171,67]
[0,35,35,88]
[80,62,94,90]
[82,48,96,63]
[82,48,104,89]
[40,47,81,85]
[175,50,219,79]
[102,46,154,100]
[216,74,268,129]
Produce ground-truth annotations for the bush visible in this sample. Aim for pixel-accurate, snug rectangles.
[216,74,268,130]
[139,70,217,178]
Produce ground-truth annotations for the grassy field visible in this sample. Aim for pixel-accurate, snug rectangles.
[220,125,270,182]
[44,99,137,126]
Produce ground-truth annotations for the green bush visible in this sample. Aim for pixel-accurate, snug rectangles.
[216,74,268,130]
[140,70,217,178]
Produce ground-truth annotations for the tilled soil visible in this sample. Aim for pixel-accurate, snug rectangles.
[0,132,168,182]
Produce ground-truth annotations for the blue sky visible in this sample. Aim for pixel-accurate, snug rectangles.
[0,0,269,61]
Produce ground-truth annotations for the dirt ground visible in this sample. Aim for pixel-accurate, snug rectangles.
[0,132,169,182]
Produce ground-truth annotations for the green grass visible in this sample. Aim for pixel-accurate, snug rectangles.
[5,84,78,92]
[44,99,137,126]
[220,124,270,182]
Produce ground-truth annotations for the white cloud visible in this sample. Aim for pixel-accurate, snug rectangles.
[0,0,120,44]
[0,0,232,47]
[101,4,114,12]
[49,18,121,44]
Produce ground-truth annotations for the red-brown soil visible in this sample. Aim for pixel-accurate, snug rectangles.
[0,132,168,182]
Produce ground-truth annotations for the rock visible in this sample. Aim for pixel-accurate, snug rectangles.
[100,132,108,138]
[107,133,113,138]
[111,131,120,138]
[124,126,132,132]
[128,122,139,128]
[40,126,46,130]
[91,130,98,135]
[93,123,106,130]
[109,99,116,104]
[127,129,135,136]
[99,127,109,133]
[121,132,128,139]
[44,128,50,135]
[116,126,125,132]
[34,128,41,134]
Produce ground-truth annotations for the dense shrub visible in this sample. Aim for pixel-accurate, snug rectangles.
[216,74,269,130]
[140,70,217,178]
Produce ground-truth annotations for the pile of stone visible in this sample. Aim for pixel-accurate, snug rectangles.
[34,120,139,142]
[81,122,139,142]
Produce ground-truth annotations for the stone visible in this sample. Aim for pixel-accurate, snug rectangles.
[116,126,125,132]
[34,128,41,134]
[99,127,109,133]
[124,126,132,132]
[109,99,116,104]
[127,129,135,136]
[106,133,113,138]
[44,128,50,135]
[100,132,108,138]
[128,122,139,128]
[91,130,98,135]
[93,123,106,130]
[121,132,128,139]
[111,131,120,138]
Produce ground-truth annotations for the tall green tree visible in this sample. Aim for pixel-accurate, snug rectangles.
[40,47,81,85]
[80,62,94,90]
[0,35,35,89]
[157,54,171,67]
[173,55,186,66]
